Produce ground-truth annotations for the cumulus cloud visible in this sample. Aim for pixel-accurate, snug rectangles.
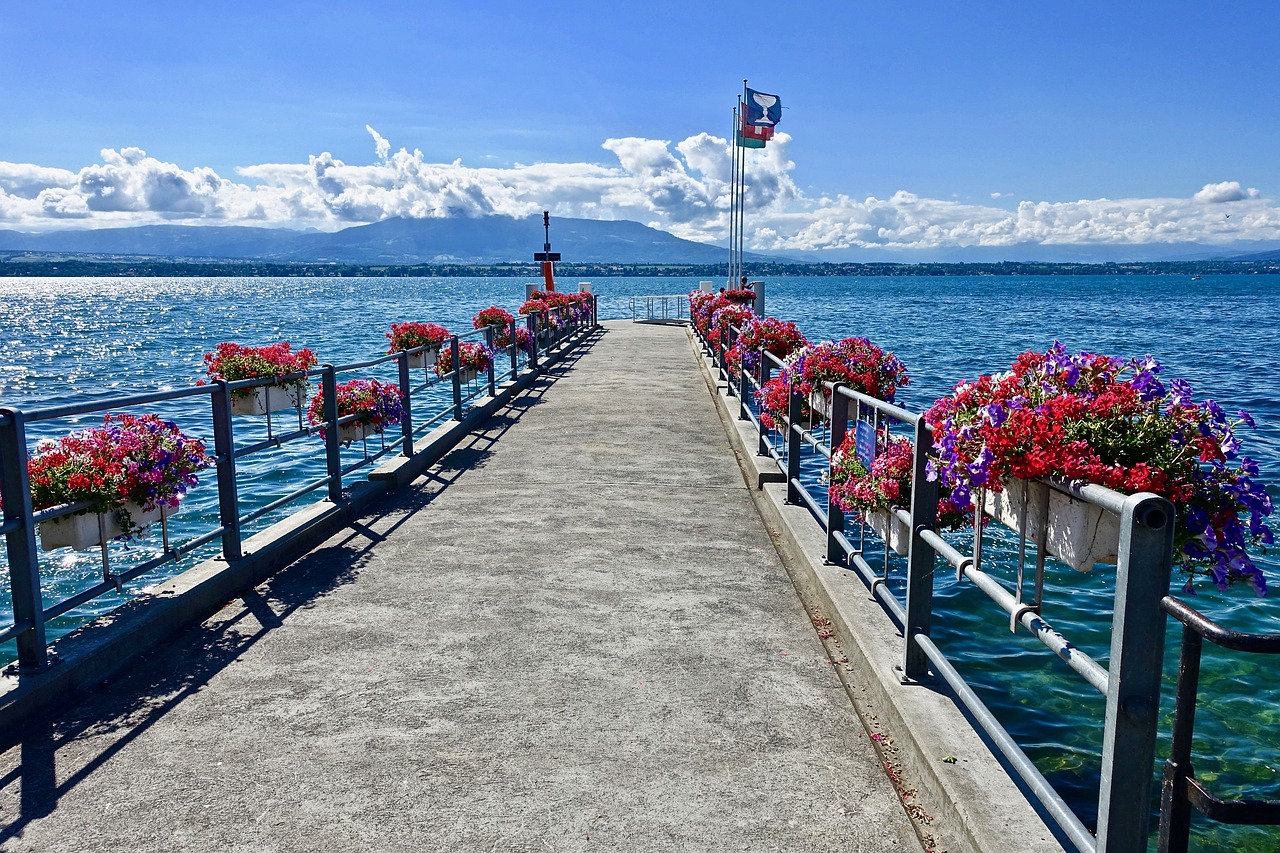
[1193,180,1260,204]
[0,128,1277,254]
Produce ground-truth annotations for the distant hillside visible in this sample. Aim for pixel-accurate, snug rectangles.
[0,216,779,266]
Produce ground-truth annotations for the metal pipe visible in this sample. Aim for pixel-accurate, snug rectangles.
[210,381,242,561]
[913,633,1099,853]
[0,407,48,672]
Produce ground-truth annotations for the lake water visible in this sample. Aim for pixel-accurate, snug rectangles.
[1,273,1277,851]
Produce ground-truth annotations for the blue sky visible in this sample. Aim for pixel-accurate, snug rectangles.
[2,1,1278,257]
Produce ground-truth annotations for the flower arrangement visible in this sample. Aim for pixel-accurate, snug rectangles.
[473,306,514,330]
[924,342,1274,593]
[829,431,969,531]
[726,316,808,377]
[689,291,731,338]
[755,374,812,431]
[511,327,536,356]
[17,414,211,532]
[472,306,516,347]
[708,304,754,349]
[783,337,910,406]
[434,341,495,377]
[386,321,450,354]
[724,287,757,305]
[306,379,405,442]
[520,291,575,331]
[202,341,316,397]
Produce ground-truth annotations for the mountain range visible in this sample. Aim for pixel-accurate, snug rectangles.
[1,215,1277,265]
[0,216,777,265]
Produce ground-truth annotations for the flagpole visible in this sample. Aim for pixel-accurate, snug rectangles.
[738,81,747,285]
[732,101,742,286]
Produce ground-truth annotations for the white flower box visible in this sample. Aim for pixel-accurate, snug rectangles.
[407,348,439,369]
[809,389,831,420]
[337,420,375,445]
[39,501,165,552]
[230,381,306,416]
[983,479,1120,571]
[866,509,910,556]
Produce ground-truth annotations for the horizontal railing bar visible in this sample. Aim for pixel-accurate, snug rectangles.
[789,478,828,527]
[912,632,1098,853]
[793,423,833,459]
[31,499,100,525]
[917,528,971,570]
[237,475,334,527]
[1186,778,1280,825]
[0,618,32,645]
[232,428,311,460]
[1161,596,1280,653]
[960,562,1110,694]
[0,517,19,536]
[23,385,213,422]
[224,369,311,392]
[848,552,908,626]
[332,352,398,372]
[828,382,921,427]
[43,580,120,622]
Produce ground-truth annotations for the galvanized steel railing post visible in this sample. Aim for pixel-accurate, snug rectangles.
[725,326,738,398]
[449,335,464,421]
[484,326,496,397]
[826,385,849,564]
[397,351,413,456]
[526,316,539,370]
[1157,623,1203,853]
[210,383,243,561]
[321,365,343,502]
[737,360,750,419]
[757,358,771,457]
[1095,492,1175,853]
[902,417,941,681]
[507,320,518,378]
[785,385,802,505]
[0,408,48,673]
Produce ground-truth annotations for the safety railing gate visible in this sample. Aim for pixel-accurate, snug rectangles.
[696,317,1280,853]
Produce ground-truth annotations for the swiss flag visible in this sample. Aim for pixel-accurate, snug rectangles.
[740,114,774,142]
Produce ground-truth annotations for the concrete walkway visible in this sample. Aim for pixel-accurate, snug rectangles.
[0,321,920,852]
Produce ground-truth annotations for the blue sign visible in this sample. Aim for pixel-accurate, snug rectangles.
[855,420,877,470]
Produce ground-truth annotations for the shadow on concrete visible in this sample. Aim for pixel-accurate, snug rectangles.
[0,325,607,844]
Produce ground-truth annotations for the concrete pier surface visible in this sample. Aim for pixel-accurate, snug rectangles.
[0,321,920,852]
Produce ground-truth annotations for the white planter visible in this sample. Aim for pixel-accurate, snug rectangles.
[230,381,306,416]
[39,501,165,552]
[809,389,831,420]
[337,420,380,445]
[983,479,1120,571]
[457,367,479,384]
[866,509,910,556]
[407,348,439,369]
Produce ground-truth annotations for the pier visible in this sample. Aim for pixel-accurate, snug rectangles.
[0,322,924,852]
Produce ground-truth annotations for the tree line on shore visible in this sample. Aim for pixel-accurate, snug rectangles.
[2,254,1278,278]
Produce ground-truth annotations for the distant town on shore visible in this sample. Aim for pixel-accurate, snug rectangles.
[2,255,1279,278]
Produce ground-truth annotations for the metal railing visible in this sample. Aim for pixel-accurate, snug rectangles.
[1,302,598,674]
[629,294,689,323]
[694,317,1280,853]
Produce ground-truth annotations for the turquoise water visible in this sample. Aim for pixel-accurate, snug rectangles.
[2,274,1278,850]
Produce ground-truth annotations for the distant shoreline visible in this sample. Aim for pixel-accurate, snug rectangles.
[2,256,1278,278]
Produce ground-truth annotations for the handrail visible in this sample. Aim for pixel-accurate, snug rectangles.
[690,315,1276,853]
[1157,596,1280,852]
[2,298,599,676]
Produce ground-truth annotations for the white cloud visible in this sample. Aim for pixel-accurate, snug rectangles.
[1193,180,1259,204]
[0,129,1278,254]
